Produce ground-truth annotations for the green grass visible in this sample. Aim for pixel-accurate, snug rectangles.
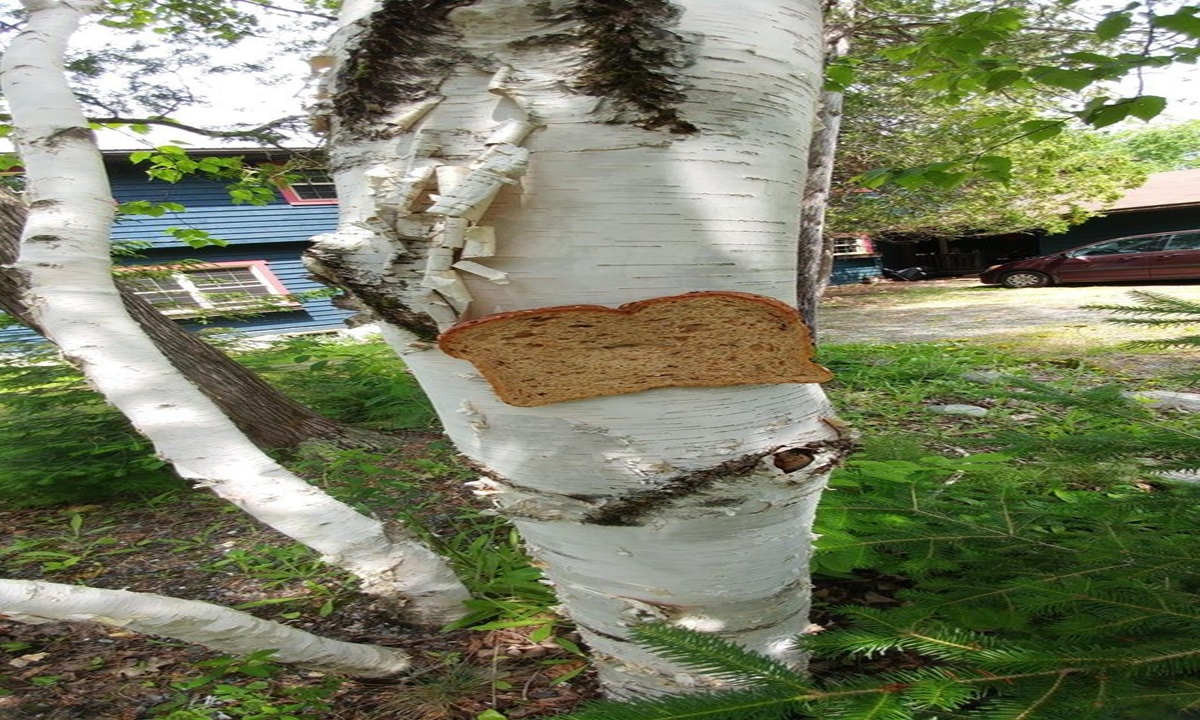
[0,335,437,507]
[7,331,1200,718]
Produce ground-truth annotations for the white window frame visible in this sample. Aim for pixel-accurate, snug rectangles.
[270,167,338,206]
[120,261,302,318]
[831,234,875,256]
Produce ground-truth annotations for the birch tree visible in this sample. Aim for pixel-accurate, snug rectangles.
[1,0,470,627]
[7,0,847,700]
[306,0,846,698]
[797,0,854,331]
[0,579,413,678]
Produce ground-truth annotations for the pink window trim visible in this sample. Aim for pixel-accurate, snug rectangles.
[276,183,338,206]
[119,260,300,305]
[262,164,338,206]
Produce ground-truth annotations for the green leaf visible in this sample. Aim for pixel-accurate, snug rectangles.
[924,170,969,190]
[1081,102,1132,128]
[984,69,1024,91]
[548,663,589,686]
[856,168,894,190]
[1127,95,1167,121]
[970,115,1012,129]
[529,623,554,643]
[826,64,856,91]
[892,168,929,191]
[129,150,153,164]
[975,155,1013,183]
[1153,8,1200,38]
[943,36,986,58]
[1018,119,1064,142]
[1030,67,1096,91]
[1096,12,1133,41]
[555,637,585,657]
[1064,51,1117,64]
[477,711,508,720]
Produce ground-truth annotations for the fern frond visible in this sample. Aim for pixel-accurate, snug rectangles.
[1085,290,1200,319]
[814,691,912,720]
[555,687,802,720]
[628,624,810,691]
[899,677,982,710]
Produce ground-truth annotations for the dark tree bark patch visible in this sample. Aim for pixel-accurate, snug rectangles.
[565,0,697,133]
[331,0,479,135]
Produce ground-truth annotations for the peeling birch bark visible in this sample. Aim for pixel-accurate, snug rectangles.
[0,579,411,678]
[310,0,837,697]
[2,0,470,628]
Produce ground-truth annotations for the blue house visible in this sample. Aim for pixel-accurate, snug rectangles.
[1,150,356,342]
[2,148,885,344]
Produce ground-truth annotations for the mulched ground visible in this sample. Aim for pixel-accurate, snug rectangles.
[1,430,907,720]
[0,433,597,720]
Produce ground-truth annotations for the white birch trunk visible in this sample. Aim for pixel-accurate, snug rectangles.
[310,0,842,697]
[0,579,411,677]
[1,0,469,627]
[797,0,855,330]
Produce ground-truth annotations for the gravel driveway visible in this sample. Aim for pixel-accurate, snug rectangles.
[818,278,1200,346]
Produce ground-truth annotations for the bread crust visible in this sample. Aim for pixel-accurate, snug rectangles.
[437,291,833,407]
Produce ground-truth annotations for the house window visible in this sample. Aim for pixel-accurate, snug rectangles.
[832,234,874,256]
[121,261,301,318]
[275,169,338,205]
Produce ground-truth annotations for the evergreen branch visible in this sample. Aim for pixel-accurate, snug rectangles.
[554,687,802,720]
[629,624,810,691]
[1031,586,1200,623]
[1122,336,1200,349]
[917,563,1135,611]
[1085,290,1200,318]
[1011,671,1072,720]
[1125,646,1200,669]
[1000,380,1200,442]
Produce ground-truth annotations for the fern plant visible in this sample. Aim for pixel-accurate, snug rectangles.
[1085,289,1200,348]
[560,448,1200,720]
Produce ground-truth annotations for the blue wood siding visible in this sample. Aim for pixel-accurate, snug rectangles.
[830,256,883,285]
[3,160,354,343]
[109,166,338,250]
[2,249,355,344]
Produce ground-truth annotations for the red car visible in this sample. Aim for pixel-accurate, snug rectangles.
[979,230,1200,288]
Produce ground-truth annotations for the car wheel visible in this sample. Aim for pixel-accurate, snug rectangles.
[1000,271,1050,288]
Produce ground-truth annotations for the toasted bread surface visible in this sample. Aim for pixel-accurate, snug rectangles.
[437,291,832,406]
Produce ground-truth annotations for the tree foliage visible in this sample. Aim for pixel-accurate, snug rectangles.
[823,0,1198,237]
[1108,118,1200,171]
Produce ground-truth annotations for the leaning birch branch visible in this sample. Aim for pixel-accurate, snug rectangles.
[1,0,470,626]
[1,579,411,678]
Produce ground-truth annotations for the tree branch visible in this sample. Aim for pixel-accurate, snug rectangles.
[85,114,307,142]
[232,0,336,22]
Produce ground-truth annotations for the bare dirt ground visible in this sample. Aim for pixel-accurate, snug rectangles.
[819,278,1200,379]
[820,277,1200,346]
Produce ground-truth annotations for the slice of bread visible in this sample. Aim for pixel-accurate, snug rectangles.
[437,291,833,407]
